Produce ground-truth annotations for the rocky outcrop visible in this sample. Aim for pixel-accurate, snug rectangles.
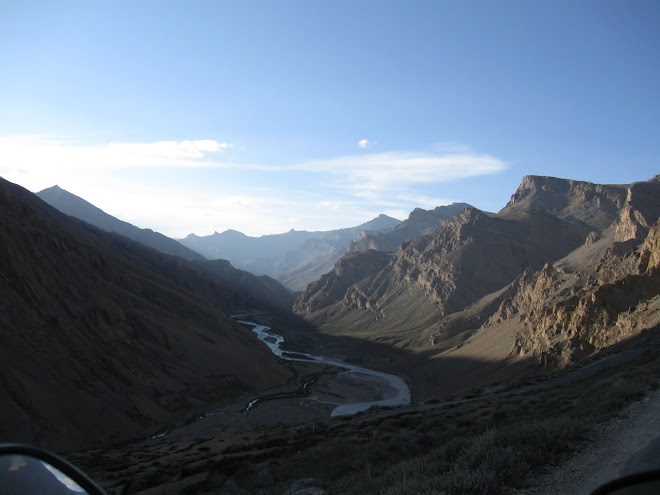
[503,175,627,231]
[615,177,660,242]
[647,219,660,271]
[485,182,660,367]
[293,250,393,313]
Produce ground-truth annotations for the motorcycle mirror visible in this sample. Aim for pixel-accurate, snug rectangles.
[590,470,660,494]
[0,443,106,495]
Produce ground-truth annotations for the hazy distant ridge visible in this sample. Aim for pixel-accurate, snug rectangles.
[37,185,206,261]
[180,214,402,290]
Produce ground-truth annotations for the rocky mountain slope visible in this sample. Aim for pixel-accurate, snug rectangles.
[295,175,660,398]
[37,185,205,261]
[294,250,394,314]
[487,177,660,367]
[180,214,401,291]
[0,178,292,451]
[346,202,475,253]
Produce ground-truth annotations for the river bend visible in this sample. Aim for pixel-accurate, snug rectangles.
[238,320,411,416]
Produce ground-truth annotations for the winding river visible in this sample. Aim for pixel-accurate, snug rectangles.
[237,320,411,416]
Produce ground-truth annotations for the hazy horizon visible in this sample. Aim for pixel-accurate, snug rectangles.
[1,1,658,237]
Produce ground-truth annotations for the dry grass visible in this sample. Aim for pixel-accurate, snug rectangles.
[75,352,660,495]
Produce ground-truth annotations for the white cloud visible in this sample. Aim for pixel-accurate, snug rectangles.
[318,200,349,209]
[106,139,232,160]
[0,136,506,197]
[358,139,371,149]
[0,134,509,237]
[294,150,508,195]
[63,177,308,238]
[394,194,458,210]
[1,134,232,170]
[0,135,240,194]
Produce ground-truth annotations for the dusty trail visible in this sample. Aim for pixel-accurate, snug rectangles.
[515,388,660,495]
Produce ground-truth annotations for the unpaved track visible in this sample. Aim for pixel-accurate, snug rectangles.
[515,388,660,495]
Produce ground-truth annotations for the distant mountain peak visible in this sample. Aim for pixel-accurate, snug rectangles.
[222,229,247,236]
[502,174,629,232]
[407,203,471,221]
[506,175,602,208]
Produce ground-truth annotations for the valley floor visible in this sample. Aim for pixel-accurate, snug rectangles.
[65,332,660,495]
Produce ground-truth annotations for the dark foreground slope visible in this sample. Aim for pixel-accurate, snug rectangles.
[296,175,660,399]
[0,178,292,451]
[37,185,205,261]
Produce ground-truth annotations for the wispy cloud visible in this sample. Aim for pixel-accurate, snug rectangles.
[294,149,508,193]
[0,136,506,189]
[106,140,233,161]
[0,135,509,236]
[0,135,242,197]
[394,194,458,210]
[358,139,372,149]
[0,136,235,175]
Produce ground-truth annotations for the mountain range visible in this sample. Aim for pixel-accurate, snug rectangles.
[1,178,293,451]
[179,215,402,291]
[5,171,660,452]
[295,174,660,398]
[179,203,478,292]
[38,185,483,295]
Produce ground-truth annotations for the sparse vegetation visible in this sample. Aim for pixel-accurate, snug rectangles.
[74,352,660,494]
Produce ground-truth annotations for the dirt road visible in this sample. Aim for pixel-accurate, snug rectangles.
[516,388,660,494]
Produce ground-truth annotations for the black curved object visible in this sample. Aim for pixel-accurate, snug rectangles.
[590,469,660,495]
[0,443,106,495]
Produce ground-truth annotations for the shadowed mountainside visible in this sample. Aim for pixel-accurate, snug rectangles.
[0,178,292,451]
[37,185,205,261]
[190,258,295,311]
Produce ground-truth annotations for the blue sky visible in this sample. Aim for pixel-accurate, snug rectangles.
[1,1,659,237]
